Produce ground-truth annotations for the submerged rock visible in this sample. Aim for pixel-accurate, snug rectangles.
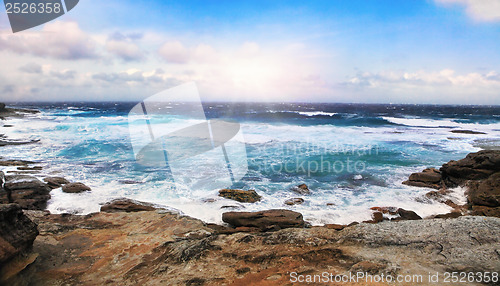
[0,204,38,264]
[291,183,310,195]
[284,198,304,206]
[62,182,91,193]
[218,189,261,203]
[222,209,305,231]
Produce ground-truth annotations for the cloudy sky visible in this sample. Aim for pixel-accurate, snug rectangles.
[0,0,499,104]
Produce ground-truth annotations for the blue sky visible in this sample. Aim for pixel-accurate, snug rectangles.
[0,0,499,103]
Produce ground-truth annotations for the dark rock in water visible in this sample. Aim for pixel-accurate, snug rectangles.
[402,168,443,189]
[43,177,70,189]
[0,103,5,111]
[284,198,304,206]
[218,189,261,203]
[62,182,91,193]
[0,160,35,167]
[392,208,422,221]
[467,172,500,208]
[0,175,51,210]
[440,150,500,187]
[222,209,305,231]
[100,198,156,213]
[292,183,310,195]
[118,180,144,185]
[0,204,39,264]
[17,166,42,171]
[370,206,398,215]
[450,130,486,135]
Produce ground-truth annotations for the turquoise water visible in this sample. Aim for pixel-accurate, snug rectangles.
[2,102,499,224]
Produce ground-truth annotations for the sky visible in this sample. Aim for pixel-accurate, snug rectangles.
[0,0,499,104]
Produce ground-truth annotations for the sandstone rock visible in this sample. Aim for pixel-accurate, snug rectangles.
[218,189,261,203]
[392,208,421,221]
[0,176,51,210]
[470,205,500,218]
[43,177,70,189]
[432,211,462,219]
[467,172,500,208]
[222,209,305,231]
[402,168,443,189]
[62,182,91,193]
[284,198,304,206]
[324,224,345,230]
[100,198,156,213]
[292,183,310,195]
[0,204,38,264]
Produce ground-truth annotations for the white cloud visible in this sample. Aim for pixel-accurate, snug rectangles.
[0,21,98,60]
[19,63,42,74]
[339,69,500,104]
[105,32,144,62]
[436,0,500,22]
[158,41,189,63]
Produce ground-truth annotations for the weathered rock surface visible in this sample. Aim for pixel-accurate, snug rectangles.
[0,204,38,264]
[218,189,261,203]
[62,182,91,193]
[222,209,305,231]
[100,198,157,213]
[0,175,51,210]
[3,210,498,286]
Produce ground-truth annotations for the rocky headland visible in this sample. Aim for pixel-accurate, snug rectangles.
[1,103,499,285]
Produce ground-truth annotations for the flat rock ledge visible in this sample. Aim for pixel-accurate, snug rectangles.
[2,208,498,286]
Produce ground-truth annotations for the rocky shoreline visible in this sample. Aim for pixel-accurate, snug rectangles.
[1,103,499,285]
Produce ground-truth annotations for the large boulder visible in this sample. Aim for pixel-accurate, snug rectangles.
[0,204,39,264]
[402,168,443,189]
[440,150,500,187]
[467,172,500,208]
[101,199,156,213]
[218,189,261,203]
[0,103,5,112]
[222,209,305,231]
[62,182,91,194]
[0,175,51,210]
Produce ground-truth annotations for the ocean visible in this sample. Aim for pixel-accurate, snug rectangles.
[2,102,499,225]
